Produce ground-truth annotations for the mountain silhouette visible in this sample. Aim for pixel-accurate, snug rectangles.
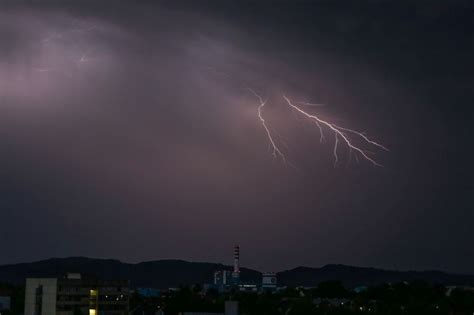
[0,258,472,289]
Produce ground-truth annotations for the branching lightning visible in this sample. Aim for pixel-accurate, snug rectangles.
[283,95,388,167]
[248,88,286,162]
[31,20,387,169]
[246,88,386,167]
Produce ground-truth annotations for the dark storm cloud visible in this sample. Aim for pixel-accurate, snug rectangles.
[0,1,472,273]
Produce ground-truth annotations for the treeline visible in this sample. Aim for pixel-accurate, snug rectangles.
[139,281,474,315]
[2,281,474,315]
[0,282,24,315]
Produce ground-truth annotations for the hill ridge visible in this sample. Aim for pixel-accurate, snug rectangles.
[1,257,473,288]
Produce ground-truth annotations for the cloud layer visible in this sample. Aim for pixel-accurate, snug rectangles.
[1,1,472,273]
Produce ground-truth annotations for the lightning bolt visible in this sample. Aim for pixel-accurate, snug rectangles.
[248,88,286,162]
[191,62,386,168]
[283,95,387,167]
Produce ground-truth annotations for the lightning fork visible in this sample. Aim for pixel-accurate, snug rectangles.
[283,95,386,167]
[248,88,286,162]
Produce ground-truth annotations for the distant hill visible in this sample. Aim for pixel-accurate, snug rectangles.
[278,264,474,288]
[0,257,473,289]
[0,257,260,289]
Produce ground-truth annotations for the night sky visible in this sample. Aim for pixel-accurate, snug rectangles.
[1,1,473,274]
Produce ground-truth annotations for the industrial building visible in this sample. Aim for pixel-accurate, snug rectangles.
[261,273,277,291]
[213,246,240,289]
[24,273,129,315]
[210,246,279,293]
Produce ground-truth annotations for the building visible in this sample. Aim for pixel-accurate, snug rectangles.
[261,273,277,291]
[213,270,232,286]
[212,246,241,290]
[136,288,160,298]
[238,284,258,293]
[24,273,129,315]
[0,296,11,311]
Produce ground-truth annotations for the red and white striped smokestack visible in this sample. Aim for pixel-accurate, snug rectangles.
[233,245,240,273]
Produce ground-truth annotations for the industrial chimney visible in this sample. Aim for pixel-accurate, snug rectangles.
[231,245,240,285]
[233,245,240,273]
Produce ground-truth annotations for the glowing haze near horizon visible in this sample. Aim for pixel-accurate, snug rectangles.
[0,1,472,273]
